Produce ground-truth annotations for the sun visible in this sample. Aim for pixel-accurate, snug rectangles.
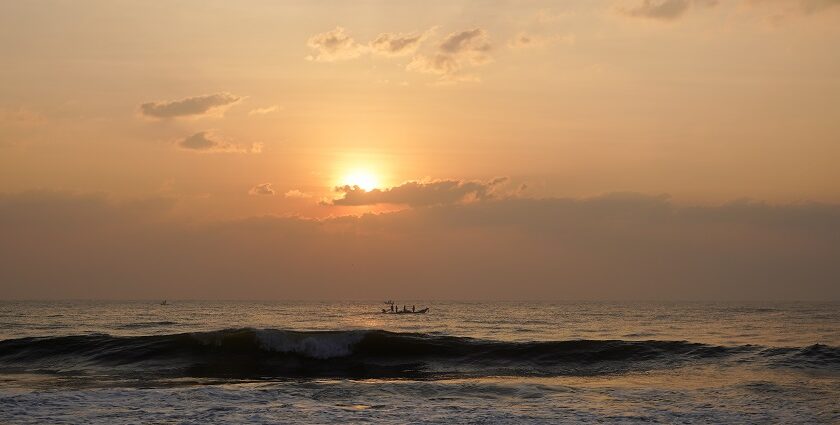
[341,169,379,192]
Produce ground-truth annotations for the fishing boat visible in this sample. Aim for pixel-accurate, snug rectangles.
[381,301,428,314]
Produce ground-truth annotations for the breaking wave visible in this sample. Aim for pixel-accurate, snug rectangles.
[0,329,836,379]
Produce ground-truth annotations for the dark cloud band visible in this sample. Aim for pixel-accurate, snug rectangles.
[2,190,839,300]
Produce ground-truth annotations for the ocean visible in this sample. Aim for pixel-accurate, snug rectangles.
[0,301,837,424]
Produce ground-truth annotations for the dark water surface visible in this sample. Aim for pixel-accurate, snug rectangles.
[0,301,838,423]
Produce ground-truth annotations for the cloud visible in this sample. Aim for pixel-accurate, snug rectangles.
[139,93,242,119]
[507,33,575,49]
[305,26,492,83]
[0,107,45,127]
[306,27,365,61]
[307,28,431,60]
[178,131,262,154]
[369,31,429,56]
[248,105,281,116]
[2,190,839,300]
[746,0,840,22]
[407,28,492,82]
[620,0,718,21]
[249,183,276,196]
[535,9,575,23]
[0,107,45,148]
[285,189,312,199]
[439,28,492,56]
[800,0,840,13]
[327,177,508,207]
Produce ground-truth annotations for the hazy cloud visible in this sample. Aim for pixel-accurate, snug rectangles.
[800,0,840,13]
[439,28,492,56]
[306,27,365,61]
[369,31,429,56]
[305,26,490,83]
[407,28,492,82]
[2,191,839,300]
[328,177,508,207]
[535,9,575,23]
[249,183,276,196]
[0,107,45,127]
[248,105,280,116]
[285,189,312,199]
[507,33,575,49]
[307,27,432,60]
[139,93,241,118]
[620,0,718,21]
[0,107,45,148]
[178,131,262,154]
[747,0,840,21]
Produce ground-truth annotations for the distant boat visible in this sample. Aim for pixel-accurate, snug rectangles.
[382,307,429,314]
[381,301,428,314]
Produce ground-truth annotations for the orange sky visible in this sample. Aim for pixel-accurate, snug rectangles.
[1,1,839,299]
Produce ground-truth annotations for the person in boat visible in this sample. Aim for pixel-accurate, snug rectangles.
[412,305,415,312]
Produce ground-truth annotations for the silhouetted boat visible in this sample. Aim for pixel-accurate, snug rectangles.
[381,301,428,314]
[382,307,429,314]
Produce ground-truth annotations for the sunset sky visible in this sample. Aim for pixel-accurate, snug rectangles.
[1,0,839,300]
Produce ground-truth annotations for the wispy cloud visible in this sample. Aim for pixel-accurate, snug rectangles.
[745,0,840,25]
[177,131,262,154]
[306,26,493,84]
[139,93,241,119]
[249,183,276,196]
[248,105,281,116]
[285,189,312,199]
[306,27,366,61]
[307,27,432,61]
[0,107,45,127]
[407,28,493,83]
[369,30,431,56]
[535,8,575,23]
[327,177,508,207]
[619,0,718,21]
[507,33,575,49]
[0,107,45,148]
[800,0,840,13]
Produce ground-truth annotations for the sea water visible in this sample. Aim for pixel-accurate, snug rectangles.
[0,301,838,424]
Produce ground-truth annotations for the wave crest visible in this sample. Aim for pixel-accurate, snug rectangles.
[0,328,836,379]
[255,329,368,359]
